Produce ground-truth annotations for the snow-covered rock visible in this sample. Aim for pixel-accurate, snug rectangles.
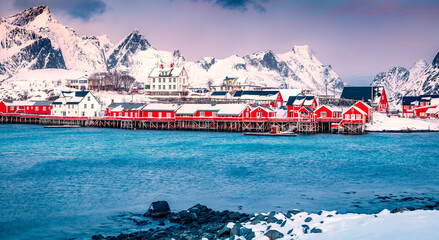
[372,53,439,108]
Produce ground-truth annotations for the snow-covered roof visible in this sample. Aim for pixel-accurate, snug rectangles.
[108,103,145,111]
[279,89,302,101]
[217,104,248,116]
[426,106,439,114]
[149,67,185,78]
[250,105,274,113]
[343,106,367,115]
[175,104,249,116]
[142,103,180,111]
[315,105,342,113]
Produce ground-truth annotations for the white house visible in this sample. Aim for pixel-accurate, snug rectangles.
[51,91,101,117]
[145,64,189,95]
[66,76,89,90]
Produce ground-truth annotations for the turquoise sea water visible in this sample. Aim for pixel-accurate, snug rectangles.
[0,124,439,239]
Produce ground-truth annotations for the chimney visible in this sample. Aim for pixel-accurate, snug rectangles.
[111,99,114,104]
[170,63,173,68]
[160,64,163,69]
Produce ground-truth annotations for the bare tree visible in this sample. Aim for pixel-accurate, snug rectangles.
[88,70,136,92]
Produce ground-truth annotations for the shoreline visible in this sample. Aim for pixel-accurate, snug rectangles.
[93,202,439,240]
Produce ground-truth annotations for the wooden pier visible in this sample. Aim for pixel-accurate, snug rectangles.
[0,113,365,134]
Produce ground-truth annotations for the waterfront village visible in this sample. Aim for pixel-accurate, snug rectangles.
[0,65,438,134]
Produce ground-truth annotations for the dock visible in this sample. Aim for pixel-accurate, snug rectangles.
[0,113,366,134]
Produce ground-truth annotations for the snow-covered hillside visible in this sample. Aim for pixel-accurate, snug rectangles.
[0,5,345,100]
[372,52,439,107]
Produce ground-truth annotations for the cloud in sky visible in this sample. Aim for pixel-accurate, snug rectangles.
[13,0,106,20]
[210,0,269,12]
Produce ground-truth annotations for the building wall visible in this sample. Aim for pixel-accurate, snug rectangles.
[354,102,371,119]
[148,69,188,93]
[51,92,101,117]
[141,111,175,118]
[250,107,273,118]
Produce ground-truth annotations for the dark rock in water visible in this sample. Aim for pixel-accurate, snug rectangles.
[217,226,231,237]
[230,223,242,236]
[91,234,105,240]
[189,212,198,221]
[135,220,151,226]
[143,201,171,218]
[280,220,287,227]
[317,210,323,215]
[265,229,284,239]
[286,210,302,218]
[311,227,323,233]
[158,219,165,226]
[287,228,294,235]
[229,212,242,221]
[327,214,333,218]
[302,224,310,233]
[304,217,312,222]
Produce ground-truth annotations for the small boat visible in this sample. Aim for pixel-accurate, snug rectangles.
[244,126,297,137]
[44,125,81,128]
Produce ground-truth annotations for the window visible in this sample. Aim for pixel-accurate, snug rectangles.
[10,106,13,110]
[135,113,138,117]
[36,107,39,111]
[153,78,155,83]
[43,107,46,111]
[88,97,90,101]
[173,78,176,82]
[82,112,85,116]
[159,85,161,90]
[200,112,205,117]
[148,112,152,118]
[26,106,29,110]
[212,112,217,117]
[158,112,162,118]
[351,114,355,120]
[159,78,161,83]
[173,85,176,90]
[125,112,128,117]
[345,114,349,119]
[257,112,262,118]
[153,85,155,89]
[166,113,171,118]
[84,104,87,109]
[321,112,327,117]
[91,104,94,109]
[95,112,97,117]
[163,85,165,89]
[119,112,122,116]
[356,114,361,119]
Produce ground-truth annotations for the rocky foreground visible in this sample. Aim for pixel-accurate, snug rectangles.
[92,201,439,240]
[91,201,324,240]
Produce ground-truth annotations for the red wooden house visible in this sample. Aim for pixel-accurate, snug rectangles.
[141,103,181,118]
[414,105,438,118]
[315,105,342,121]
[353,101,371,120]
[0,100,53,115]
[106,103,145,118]
[249,105,275,118]
[402,95,439,118]
[175,104,251,118]
[286,95,317,118]
[342,106,367,123]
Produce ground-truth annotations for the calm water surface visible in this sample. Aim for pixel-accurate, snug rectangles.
[0,124,438,239]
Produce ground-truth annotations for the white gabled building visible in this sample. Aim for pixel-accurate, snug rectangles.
[51,91,101,117]
[66,76,89,90]
[145,64,189,95]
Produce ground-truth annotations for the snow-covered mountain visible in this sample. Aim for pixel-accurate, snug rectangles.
[0,5,344,100]
[372,52,439,106]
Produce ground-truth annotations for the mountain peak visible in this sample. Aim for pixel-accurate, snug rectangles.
[3,5,52,27]
[291,45,314,59]
[433,51,439,68]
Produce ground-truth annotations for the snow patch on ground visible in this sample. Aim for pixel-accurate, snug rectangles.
[233,209,439,240]
[366,113,439,131]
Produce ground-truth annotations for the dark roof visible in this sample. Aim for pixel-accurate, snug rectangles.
[211,91,228,96]
[286,96,298,106]
[402,96,419,105]
[31,100,53,106]
[286,95,315,106]
[402,95,439,105]
[61,91,90,97]
[107,103,145,110]
[340,87,382,102]
[52,102,62,105]
[233,90,279,97]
